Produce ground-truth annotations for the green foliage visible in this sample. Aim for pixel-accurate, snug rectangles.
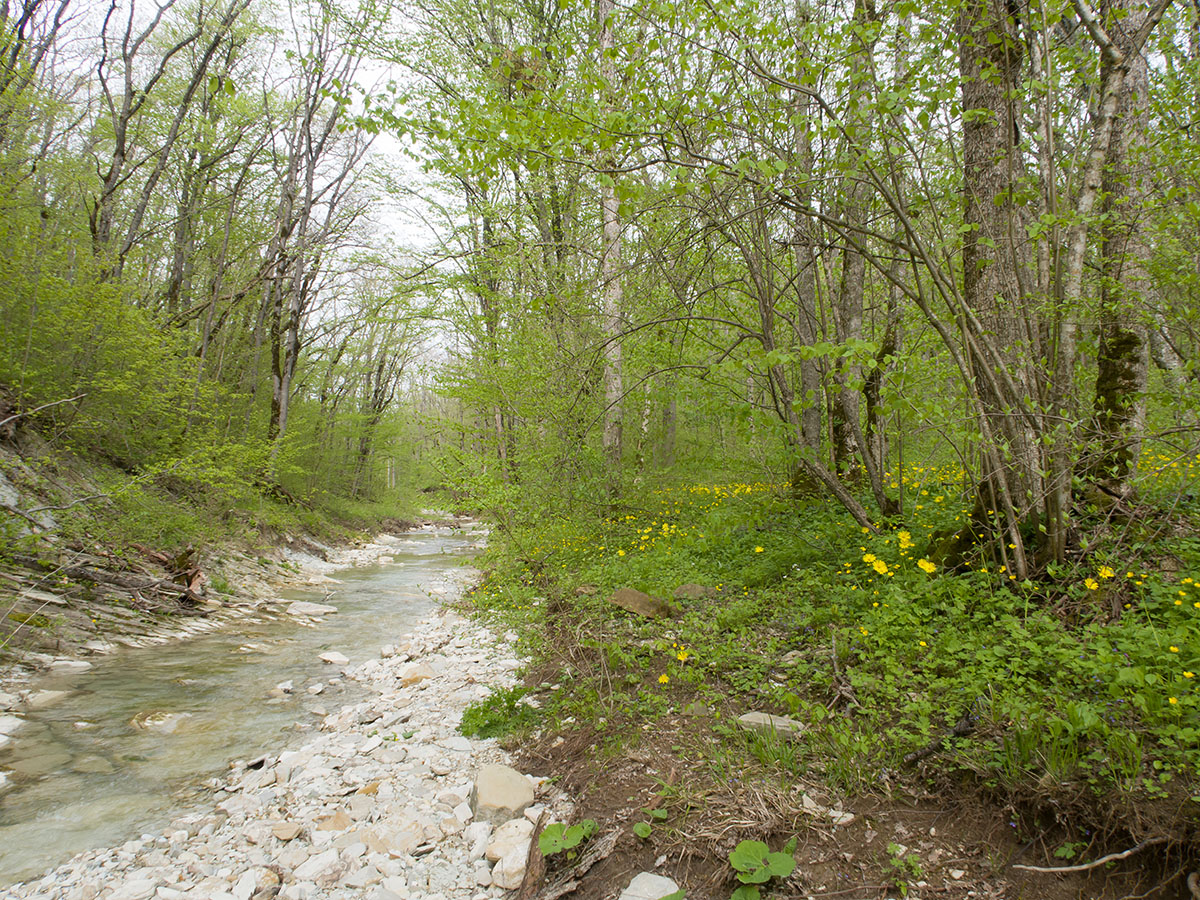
[724,837,797,899]
[885,843,923,895]
[538,819,597,857]
[458,685,538,739]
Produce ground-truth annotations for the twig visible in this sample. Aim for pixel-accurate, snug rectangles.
[0,393,86,430]
[1,502,46,529]
[27,493,115,514]
[1012,837,1168,873]
[903,708,978,765]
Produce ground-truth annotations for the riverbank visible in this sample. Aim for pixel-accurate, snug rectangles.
[0,518,479,693]
[2,606,580,900]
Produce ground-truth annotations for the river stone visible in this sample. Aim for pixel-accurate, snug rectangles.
[8,745,70,776]
[130,711,194,734]
[736,711,805,739]
[273,822,303,841]
[24,689,71,710]
[0,690,17,710]
[286,600,338,617]
[618,872,681,900]
[470,764,535,825]
[486,817,533,862]
[108,878,159,900]
[464,822,492,861]
[72,754,115,774]
[316,811,350,830]
[319,651,350,666]
[0,714,25,735]
[492,843,529,890]
[609,587,674,619]
[293,847,341,880]
[0,734,10,751]
[47,658,93,675]
[400,662,435,686]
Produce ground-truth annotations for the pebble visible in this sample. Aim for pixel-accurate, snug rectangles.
[2,608,575,900]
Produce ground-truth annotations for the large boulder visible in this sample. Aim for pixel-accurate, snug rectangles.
[609,588,675,619]
[470,764,535,825]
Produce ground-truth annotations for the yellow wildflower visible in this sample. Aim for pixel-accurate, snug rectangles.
[1098,566,1115,579]
[873,559,889,575]
[917,559,937,574]
[1084,578,1099,591]
[658,674,669,684]
[754,546,764,553]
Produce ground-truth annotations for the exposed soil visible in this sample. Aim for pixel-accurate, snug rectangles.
[512,688,1194,900]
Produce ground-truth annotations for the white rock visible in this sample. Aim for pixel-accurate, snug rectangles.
[486,817,533,862]
[618,872,681,900]
[287,599,339,617]
[0,714,25,735]
[471,764,535,824]
[48,658,93,674]
[276,680,294,693]
[319,651,350,666]
[231,871,257,900]
[464,822,492,861]
[473,862,493,886]
[294,848,341,881]
[491,845,529,890]
[109,879,160,900]
[24,689,72,709]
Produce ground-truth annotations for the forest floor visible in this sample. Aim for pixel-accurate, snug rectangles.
[458,475,1200,900]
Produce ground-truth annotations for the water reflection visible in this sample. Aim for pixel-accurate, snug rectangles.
[0,525,481,885]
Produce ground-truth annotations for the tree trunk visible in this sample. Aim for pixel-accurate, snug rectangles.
[598,0,623,484]
[1091,0,1152,499]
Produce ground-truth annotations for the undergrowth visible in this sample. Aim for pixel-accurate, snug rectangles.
[462,455,1200,850]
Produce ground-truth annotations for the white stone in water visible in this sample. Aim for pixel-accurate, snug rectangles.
[276,680,294,693]
[0,714,25,735]
[48,658,93,674]
[24,689,72,709]
[319,651,350,666]
[286,600,338,617]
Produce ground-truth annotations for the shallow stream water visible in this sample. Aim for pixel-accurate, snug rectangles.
[0,525,483,886]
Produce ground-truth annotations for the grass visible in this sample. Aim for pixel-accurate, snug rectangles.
[460,450,1200,855]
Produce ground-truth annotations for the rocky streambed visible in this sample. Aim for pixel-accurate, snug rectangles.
[2,609,574,900]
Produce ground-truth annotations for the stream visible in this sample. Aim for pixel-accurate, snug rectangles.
[0,524,483,887]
